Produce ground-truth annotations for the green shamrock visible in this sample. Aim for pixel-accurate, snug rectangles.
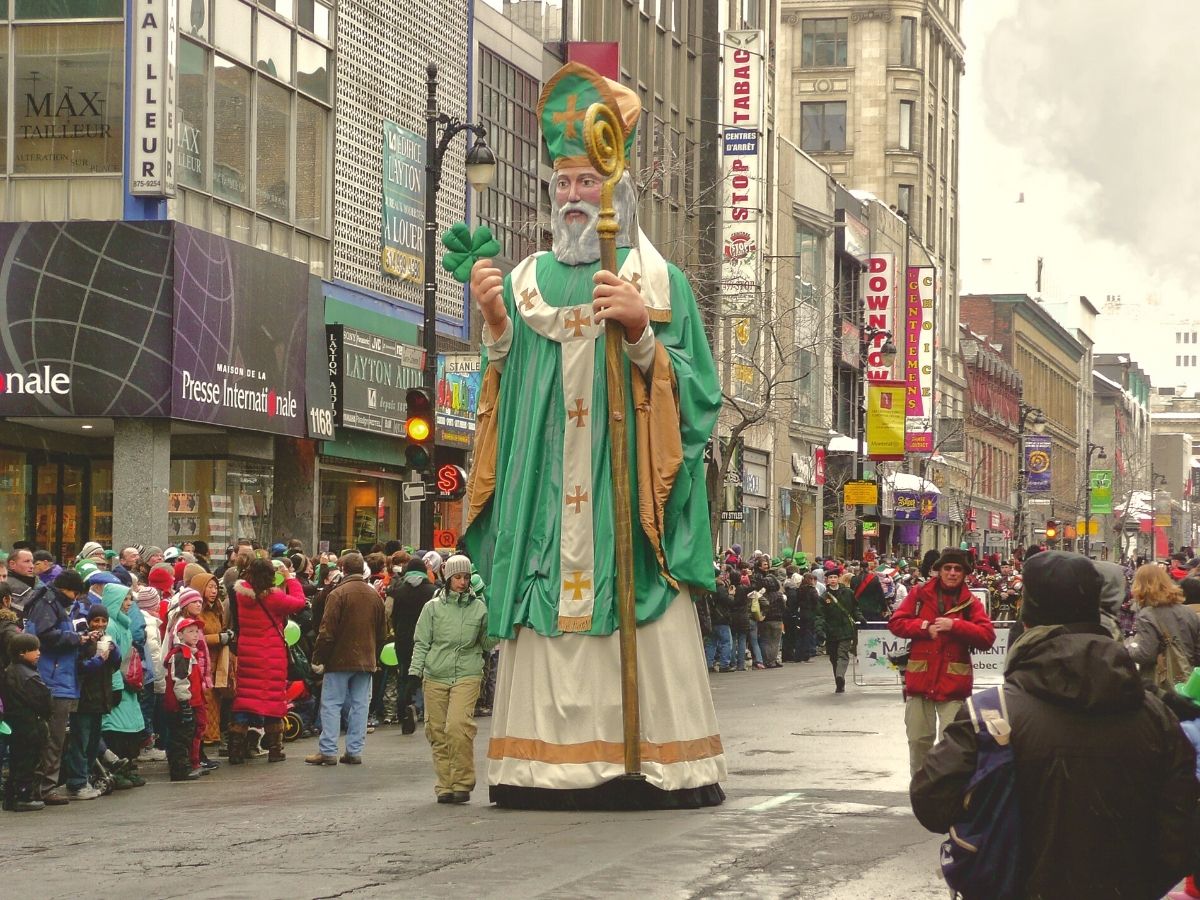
[441,222,502,283]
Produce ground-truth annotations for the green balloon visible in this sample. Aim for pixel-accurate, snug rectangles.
[274,571,285,587]
[283,620,301,647]
[379,641,398,667]
[0,720,10,736]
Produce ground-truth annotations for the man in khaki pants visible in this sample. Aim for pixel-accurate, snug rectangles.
[408,555,496,804]
[887,548,996,775]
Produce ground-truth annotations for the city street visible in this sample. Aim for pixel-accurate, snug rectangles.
[6,659,945,900]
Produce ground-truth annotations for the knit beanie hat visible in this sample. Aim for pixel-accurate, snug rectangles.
[9,633,39,655]
[53,570,86,594]
[442,555,472,580]
[175,588,203,611]
[79,541,105,561]
[86,604,109,621]
[148,564,175,593]
[423,551,444,573]
[143,546,164,561]
[134,585,161,614]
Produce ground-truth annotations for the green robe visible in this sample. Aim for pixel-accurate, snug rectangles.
[464,249,719,639]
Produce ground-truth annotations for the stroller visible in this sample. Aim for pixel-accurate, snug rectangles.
[282,643,321,743]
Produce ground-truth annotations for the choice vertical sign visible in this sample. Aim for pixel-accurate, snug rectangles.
[130,0,178,197]
[719,30,764,316]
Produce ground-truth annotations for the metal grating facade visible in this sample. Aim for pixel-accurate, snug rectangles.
[333,0,470,325]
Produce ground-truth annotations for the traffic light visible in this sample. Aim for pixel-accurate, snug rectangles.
[405,387,434,471]
[435,463,468,501]
[1045,519,1059,542]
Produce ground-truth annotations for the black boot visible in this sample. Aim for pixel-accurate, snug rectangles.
[835,676,845,693]
[227,724,248,765]
[264,721,286,762]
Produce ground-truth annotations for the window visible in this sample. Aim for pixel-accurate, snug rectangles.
[177,39,208,190]
[477,48,540,264]
[801,18,847,67]
[255,79,290,220]
[13,23,123,175]
[295,98,326,233]
[15,0,121,15]
[214,0,252,63]
[800,102,846,152]
[900,16,916,67]
[899,100,914,150]
[212,55,251,205]
[793,221,822,307]
[898,184,912,217]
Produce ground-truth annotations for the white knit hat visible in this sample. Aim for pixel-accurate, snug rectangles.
[422,550,444,572]
[442,555,472,580]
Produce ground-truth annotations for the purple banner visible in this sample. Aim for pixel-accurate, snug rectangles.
[894,522,921,545]
[1025,434,1052,493]
[172,225,309,437]
[893,489,938,521]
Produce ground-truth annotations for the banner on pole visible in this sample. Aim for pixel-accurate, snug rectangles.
[1025,435,1052,493]
[866,380,907,461]
[863,253,895,382]
[1090,469,1113,515]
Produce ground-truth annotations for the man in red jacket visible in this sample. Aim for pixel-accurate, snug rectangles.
[888,548,995,775]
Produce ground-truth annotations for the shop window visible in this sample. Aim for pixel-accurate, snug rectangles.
[177,39,208,190]
[170,460,273,547]
[0,451,27,554]
[319,471,404,553]
[13,23,123,175]
[213,55,251,205]
[255,78,291,220]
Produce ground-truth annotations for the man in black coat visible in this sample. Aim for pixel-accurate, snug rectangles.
[389,557,436,734]
[911,551,1199,899]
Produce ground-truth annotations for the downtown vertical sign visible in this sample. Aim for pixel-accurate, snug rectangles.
[719,30,764,316]
[904,266,935,451]
[864,253,896,382]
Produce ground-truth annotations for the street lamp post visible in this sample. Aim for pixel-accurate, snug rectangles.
[855,326,898,560]
[1083,428,1107,558]
[1014,402,1047,552]
[421,62,497,549]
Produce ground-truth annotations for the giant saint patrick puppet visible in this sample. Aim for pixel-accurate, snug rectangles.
[463,61,726,809]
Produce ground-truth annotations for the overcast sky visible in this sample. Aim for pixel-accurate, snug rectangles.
[959,0,1198,382]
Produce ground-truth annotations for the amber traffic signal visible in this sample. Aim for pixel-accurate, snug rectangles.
[405,387,434,471]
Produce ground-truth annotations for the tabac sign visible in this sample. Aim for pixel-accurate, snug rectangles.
[130,0,178,197]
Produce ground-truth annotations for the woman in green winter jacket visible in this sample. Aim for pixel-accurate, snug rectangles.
[818,571,863,694]
[100,583,148,780]
[409,554,497,804]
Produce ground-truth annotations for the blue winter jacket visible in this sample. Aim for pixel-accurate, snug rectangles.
[24,586,81,700]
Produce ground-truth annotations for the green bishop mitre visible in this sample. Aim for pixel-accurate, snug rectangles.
[538,61,642,169]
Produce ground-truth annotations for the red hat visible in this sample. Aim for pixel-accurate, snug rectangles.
[148,564,175,593]
[175,617,203,633]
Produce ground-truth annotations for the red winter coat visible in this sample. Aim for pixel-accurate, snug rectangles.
[888,579,995,702]
[231,580,306,718]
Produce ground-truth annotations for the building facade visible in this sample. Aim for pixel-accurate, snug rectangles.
[1091,353,1152,560]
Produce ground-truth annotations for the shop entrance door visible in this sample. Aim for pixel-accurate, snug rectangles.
[31,460,86,563]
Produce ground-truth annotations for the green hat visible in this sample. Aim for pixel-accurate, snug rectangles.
[538,62,640,170]
[470,573,485,593]
[1176,667,1200,704]
[781,548,794,559]
[0,550,8,563]
[76,561,99,580]
[796,552,809,566]
[770,557,781,567]
[104,549,118,560]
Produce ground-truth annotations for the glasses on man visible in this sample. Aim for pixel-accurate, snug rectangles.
[940,565,964,573]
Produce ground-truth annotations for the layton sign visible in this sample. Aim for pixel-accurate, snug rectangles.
[129,0,178,197]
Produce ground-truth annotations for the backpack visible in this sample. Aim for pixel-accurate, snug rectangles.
[121,644,145,692]
[1152,609,1192,690]
[939,686,1022,900]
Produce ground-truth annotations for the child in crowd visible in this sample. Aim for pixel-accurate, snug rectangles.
[63,605,122,800]
[164,617,206,781]
[1,634,51,811]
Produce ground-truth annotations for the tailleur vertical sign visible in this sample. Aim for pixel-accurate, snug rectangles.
[904,266,935,451]
[130,0,178,197]
[864,253,895,382]
[720,30,764,316]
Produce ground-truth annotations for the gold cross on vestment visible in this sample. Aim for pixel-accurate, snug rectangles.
[563,308,591,337]
[567,398,589,428]
[562,570,592,601]
[628,272,642,290]
[565,485,590,513]
[552,94,586,139]
[519,287,540,311]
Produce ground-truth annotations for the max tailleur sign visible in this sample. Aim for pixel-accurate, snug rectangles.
[130,0,178,197]
[720,29,764,316]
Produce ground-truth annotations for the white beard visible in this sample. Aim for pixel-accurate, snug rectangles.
[549,173,639,266]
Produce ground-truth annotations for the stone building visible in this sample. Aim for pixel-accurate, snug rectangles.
[1091,353,1152,559]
